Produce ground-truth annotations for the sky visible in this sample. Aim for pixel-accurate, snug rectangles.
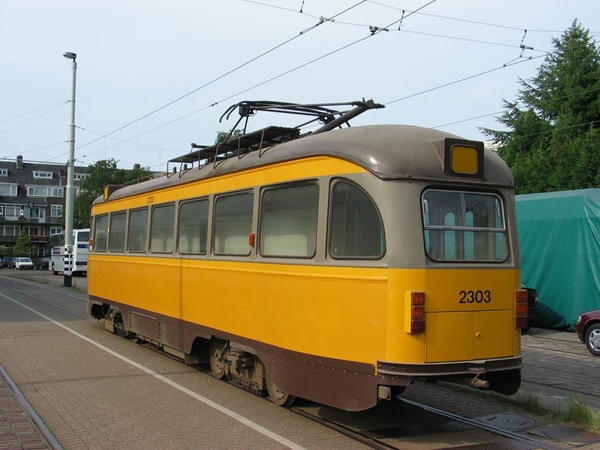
[2,1,599,172]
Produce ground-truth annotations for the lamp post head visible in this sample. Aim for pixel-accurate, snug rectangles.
[63,52,77,61]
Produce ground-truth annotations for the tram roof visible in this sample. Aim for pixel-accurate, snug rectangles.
[96,124,514,204]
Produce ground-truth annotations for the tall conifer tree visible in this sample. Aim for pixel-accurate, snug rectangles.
[483,20,600,193]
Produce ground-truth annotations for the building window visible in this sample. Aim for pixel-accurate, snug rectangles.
[0,225,20,237]
[74,173,89,181]
[259,184,318,258]
[27,185,64,198]
[51,205,63,217]
[33,171,53,179]
[50,227,63,235]
[0,168,8,177]
[2,205,21,220]
[27,226,44,237]
[0,183,18,196]
[25,207,45,219]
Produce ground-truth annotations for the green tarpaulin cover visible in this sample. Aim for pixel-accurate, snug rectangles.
[516,189,600,330]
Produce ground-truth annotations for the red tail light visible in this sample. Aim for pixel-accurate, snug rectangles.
[409,291,425,334]
[515,289,528,329]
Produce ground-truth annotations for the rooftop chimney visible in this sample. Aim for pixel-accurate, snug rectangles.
[16,155,23,169]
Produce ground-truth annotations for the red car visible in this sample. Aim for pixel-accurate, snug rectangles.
[575,310,600,356]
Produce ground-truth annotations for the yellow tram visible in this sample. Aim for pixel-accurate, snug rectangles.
[88,100,525,411]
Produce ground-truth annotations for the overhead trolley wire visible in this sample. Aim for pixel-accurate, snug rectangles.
[0,101,68,137]
[89,0,439,156]
[73,0,368,156]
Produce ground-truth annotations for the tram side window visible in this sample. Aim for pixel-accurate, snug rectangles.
[128,208,148,253]
[150,204,175,253]
[422,190,508,262]
[259,184,318,258]
[328,181,385,259]
[214,192,253,256]
[108,212,126,252]
[178,199,208,254]
[93,214,108,252]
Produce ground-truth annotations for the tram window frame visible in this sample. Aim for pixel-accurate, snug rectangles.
[327,179,386,260]
[150,203,176,254]
[213,191,253,256]
[128,207,149,253]
[108,211,127,253]
[93,214,109,252]
[178,198,208,255]
[422,189,508,263]
[259,183,318,258]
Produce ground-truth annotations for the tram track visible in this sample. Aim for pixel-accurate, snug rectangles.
[134,337,572,449]
[0,364,62,450]
[288,396,569,450]
[0,275,91,323]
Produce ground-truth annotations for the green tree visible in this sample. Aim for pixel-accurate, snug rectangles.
[74,159,151,228]
[215,129,243,144]
[483,20,600,193]
[14,229,32,256]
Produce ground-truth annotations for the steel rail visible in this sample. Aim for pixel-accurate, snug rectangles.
[399,397,566,450]
[0,365,64,450]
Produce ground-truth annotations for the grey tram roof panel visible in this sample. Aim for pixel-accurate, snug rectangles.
[97,124,514,204]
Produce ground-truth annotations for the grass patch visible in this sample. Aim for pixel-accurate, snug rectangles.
[562,398,600,433]
[439,381,600,433]
[494,392,600,433]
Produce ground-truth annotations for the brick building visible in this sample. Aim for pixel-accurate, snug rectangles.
[0,155,88,258]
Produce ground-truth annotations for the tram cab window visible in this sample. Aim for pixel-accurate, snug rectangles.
[108,212,126,252]
[259,184,318,258]
[150,204,175,254]
[328,181,385,259]
[422,190,508,262]
[93,214,108,252]
[178,199,208,254]
[214,192,253,256]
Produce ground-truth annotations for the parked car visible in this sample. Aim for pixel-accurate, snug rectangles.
[2,256,14,268]
[36,257,50,270]
[521,282,539,333]
[575,310,600,356]
[14,257,34,270]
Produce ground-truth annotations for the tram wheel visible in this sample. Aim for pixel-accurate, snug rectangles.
[266,372,295,407]
[209,340,228,380]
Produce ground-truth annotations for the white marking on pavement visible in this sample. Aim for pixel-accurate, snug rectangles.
[1,292,306,450]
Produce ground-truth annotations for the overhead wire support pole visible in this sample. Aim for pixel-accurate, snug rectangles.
[63,51,77,288]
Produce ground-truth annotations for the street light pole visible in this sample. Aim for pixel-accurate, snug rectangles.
[63,51,77,288]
